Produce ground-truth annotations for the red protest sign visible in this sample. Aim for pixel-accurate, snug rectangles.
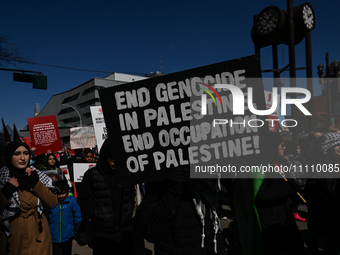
[22,137,31,148]
[27,115,62,156]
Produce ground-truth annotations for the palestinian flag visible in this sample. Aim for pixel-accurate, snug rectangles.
[232,169,264,254]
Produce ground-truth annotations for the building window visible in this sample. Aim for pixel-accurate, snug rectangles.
[60,116,80,124]
[77,98,100,109]
[82,87,95,96]
[82,86,105,96]
[62,93,80,104]
[57,108,75,115]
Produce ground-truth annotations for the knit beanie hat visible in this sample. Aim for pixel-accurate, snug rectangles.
[319,132,340,155]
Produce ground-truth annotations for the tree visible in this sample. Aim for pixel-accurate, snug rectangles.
[0,35,28,67]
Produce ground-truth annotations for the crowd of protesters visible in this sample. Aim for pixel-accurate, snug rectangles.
[0,126,339,255]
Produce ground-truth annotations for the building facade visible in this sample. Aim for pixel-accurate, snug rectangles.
[20,73,148,146]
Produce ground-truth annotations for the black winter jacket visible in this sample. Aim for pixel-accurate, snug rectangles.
[304,156,340,240]
[140,181,226,255]
[77,165,136,240]
[255,178,294,228]
[255,177,304,254]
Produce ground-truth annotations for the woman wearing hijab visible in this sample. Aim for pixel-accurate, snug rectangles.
[0,140,58,255]
[40,153,60,171]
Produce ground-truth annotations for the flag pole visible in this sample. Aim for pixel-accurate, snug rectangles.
[283,177,307,204]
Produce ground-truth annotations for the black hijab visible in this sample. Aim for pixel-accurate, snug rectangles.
[42,153,59,170]
[4,140,31,190]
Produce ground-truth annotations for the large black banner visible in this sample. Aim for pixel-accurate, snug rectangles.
[99,55,273,185]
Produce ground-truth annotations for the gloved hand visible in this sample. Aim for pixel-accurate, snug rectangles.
[27,170,39,189]
[2,178,18,200]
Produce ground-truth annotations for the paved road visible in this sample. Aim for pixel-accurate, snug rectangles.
[72,204,323,255]
[72,240,92,255]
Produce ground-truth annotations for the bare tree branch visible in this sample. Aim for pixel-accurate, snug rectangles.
[0,35,29,67]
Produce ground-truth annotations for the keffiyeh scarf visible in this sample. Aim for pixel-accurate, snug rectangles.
[0,165,58,237]
[191,179,220,253]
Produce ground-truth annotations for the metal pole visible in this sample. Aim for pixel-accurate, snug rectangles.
[326,53,333,127]
[288,0,298,143]
[62,104,82,127]
[0,67,43,74]
[254,14,261,59]
[272,45,279,79]
[272,44,281,94]
[305,32,314,132]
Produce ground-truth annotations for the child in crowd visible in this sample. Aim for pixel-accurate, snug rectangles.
[81,148,95,163]
[48,179,82,255]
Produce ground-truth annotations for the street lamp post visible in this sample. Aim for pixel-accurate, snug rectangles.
[61,103,82,127]
[317,53,339,128]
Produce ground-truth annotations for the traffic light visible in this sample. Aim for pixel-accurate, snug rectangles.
[33,75,47,90]
[13,73,47,90]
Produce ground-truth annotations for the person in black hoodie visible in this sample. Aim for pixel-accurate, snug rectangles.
[77,139,136,255]
[255,132,304,255]
[139,168,227,255]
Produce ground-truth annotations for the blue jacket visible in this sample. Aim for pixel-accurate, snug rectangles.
[48,194,82,243]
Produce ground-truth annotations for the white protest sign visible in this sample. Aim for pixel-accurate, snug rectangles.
[73,163,96,182]
[70,127,96,149]
[60,165,73,187]
[90,106,107,152]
